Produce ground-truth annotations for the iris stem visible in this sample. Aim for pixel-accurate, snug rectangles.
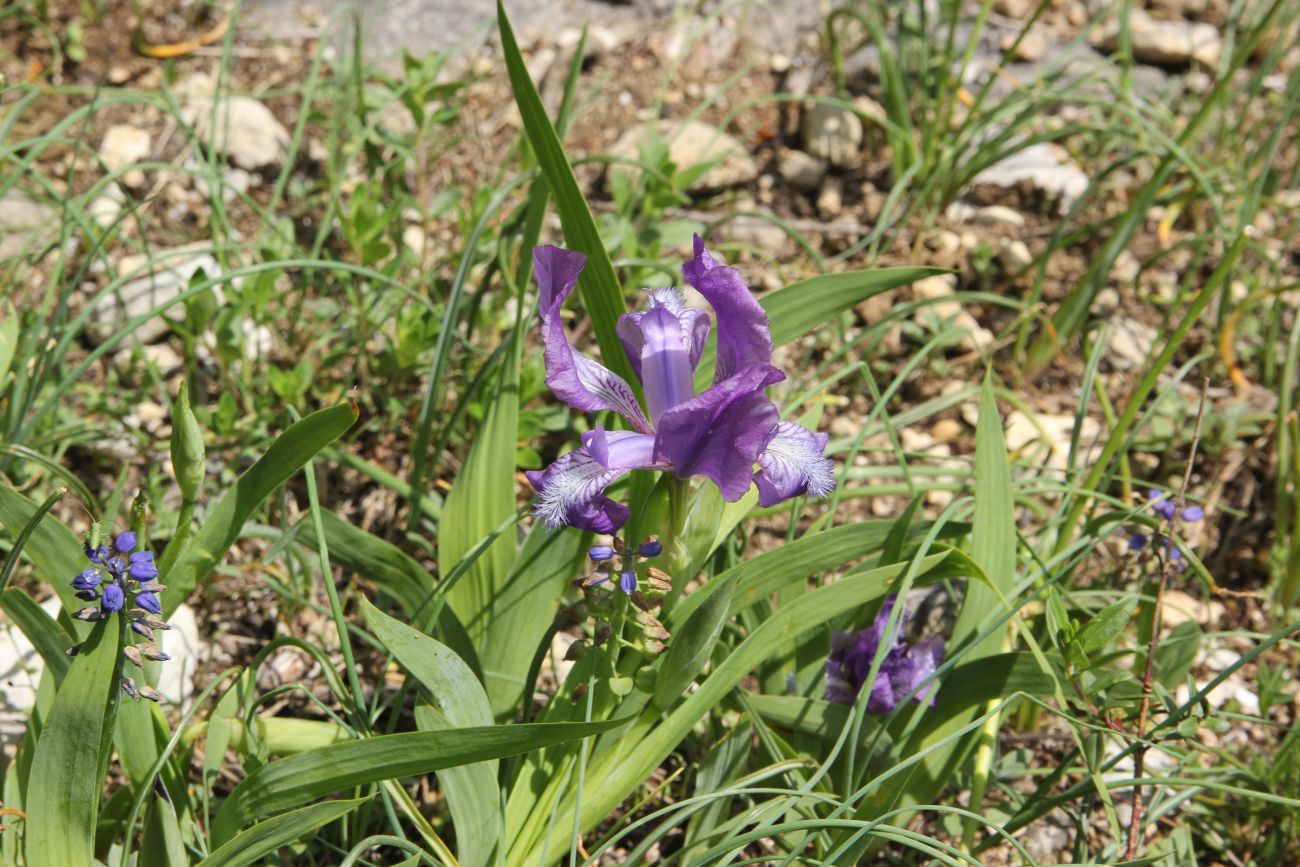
[665,475,691,571]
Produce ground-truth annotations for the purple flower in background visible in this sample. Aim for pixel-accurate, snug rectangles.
[825,596,945,714]
[525,236,835,533]
[1129,491,1205,570]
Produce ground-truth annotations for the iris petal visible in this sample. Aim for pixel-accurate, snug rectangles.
[753,421,836,507]
[617,289,711,380]
[582,426,659,471]
[654,364,783,502]
[681,235,773,383]
[534,246,653,434]
[525,448,634,533]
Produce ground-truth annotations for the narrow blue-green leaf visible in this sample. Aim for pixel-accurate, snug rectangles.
[164,402,357,617]
[197,798,368,867]
[214,718,629,845]
[298,512,479,677]
[26,617,124,867]
[670,520,966,627]
[654,573,736,711]
[519,554,953,861]
[498,0,632,380]
[362,597,497,867]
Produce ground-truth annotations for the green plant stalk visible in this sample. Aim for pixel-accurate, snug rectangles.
[665,475,691,575]
[303,457,367,724]
[1053,231,1248,556]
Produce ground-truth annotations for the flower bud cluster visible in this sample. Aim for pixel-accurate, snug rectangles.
[570,534,673,658]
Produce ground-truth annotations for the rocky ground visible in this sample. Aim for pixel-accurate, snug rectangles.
[1,0,1298,862]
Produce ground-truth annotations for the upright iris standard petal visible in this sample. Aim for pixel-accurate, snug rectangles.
[681,235,774,382]
[534,246,653,434]
[626,304,695,423]
[753,421,836,507]
[525,449,634,533]
[654,365,784,501]
[617,289,711,382]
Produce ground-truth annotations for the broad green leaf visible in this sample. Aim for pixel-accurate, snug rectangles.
[164,402,357,617]
[297,511,479,676]
[197,798,368,867]
[1071,595,1139,658]
[695,267,950,390]
[0,484,89,624]
[441,333,519,658]
[362,597,498,867]
[654,573,736,711]
[0,301,16,389]
[0,589,71,682]
[498,0,632,381]
[26,618,124,867]
[214,717,629,845]
[477,525,582,713]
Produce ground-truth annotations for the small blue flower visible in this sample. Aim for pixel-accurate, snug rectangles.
[102,583,125,613]
[127,551,159,580]
[588,545,615,562]
[135,591,162,615]
[637,540,663,558]
[619,569,637,594]
[114,531,137,553]
[71,569,101,593]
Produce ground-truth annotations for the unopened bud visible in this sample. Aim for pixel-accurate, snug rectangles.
[74,607,101,621]
[635,610,670,641]
[171,380,206,501]
[142,646,170,662]
[122,645,143,667]
[138,685,164,702]
[637,537,662,558]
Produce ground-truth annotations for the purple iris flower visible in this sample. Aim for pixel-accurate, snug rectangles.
[525,236,835,533]
[825,596,945,713]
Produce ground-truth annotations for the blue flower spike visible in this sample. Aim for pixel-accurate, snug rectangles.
[70,526,173,694]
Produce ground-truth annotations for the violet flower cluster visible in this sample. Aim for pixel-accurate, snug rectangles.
[71,530,171,698]
[825,596,945,714]
[1127,490,1204,569]
[525,236,835,534]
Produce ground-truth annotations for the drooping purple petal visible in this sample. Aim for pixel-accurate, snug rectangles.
[618,303,695,424]
[581,425,659,472]
[618,289,711,381]
[898,635,945,707]
[534,246,653,434]
[681,235,773,383]
[654,364,784,501]
[525,448,632,533]
[753,421,836,507]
